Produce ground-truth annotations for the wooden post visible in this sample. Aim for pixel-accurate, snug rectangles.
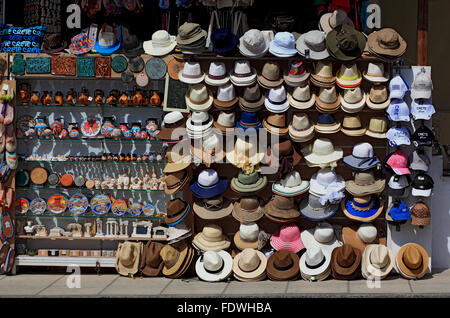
[417,0,429,65]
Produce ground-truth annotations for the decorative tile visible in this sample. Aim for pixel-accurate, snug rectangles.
[51,56,76,76]
[26,57,51,74]
[76,57,95,77]
[95,56,111,78]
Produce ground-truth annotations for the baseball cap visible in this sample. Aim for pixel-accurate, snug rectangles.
[411,68,433,100]
[386,200,411,222]
[386,125,411,147]
[388,174,410,197]
[411,173,434,197]
[408,150,430,171]
[385,150,410,175]
[386,99,410,122]
[410,202,431,226]
[389,74,409,100]
[411,100,435,120]
[411,125,435,147]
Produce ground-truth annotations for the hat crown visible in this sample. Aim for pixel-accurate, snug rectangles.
[312,138,335,156]
[354,171,376,186]
[179,22,202,39]
[237,171,259,185]
[239,248,261,272]
[317,113,337,125]
[243,29,265,50]
[292,113,312,130]
[198,169,219,187]
[357,224,377,243]
[403,246,423,270]
[313,222,334,243]
[377,29,400,49]
[165,170,186,187]
[367,63,385,76]
[240,196,260,211]
[151,30,171,46]
[262,62,281,81]
[337,244,357,267]
[336,25,359,53]
[279,224,301,243]
[280,171,302,188]
[217,111,235,127]
[209,62,227,77]
[233,60,252,75]
[146,243,163,267]
[242,84,262,102]
[314,61,333,78]
[273,32,295,49]
[203,133,220,150]
[305,246,324,267]
[274,250,293,269]
[119,244,136,266]
[315,167,338,186]
[240,222,259,242]
[98,31,116,47]
[182,61,202,77]
[235,138,257,154]
[352,142,374,158]
[343,87,363,103]
[203,251,224,272]
[318,87,338,104]
[342,115,362,129]
[411,202,430,218]
[330,9,349,28]
[368,117,388,133]
[189,84,210,103]
[160,244,180,267]
[308,194,326,209]
[166,198,187,217]
[370,86,388,103]
[266,113,287,128]
[191,111,210,124]
[217,82,236,102]
[304,30,326,51]
[369,245,390,268]
[163,111,184,125]
[212,28,233,47]
[339,63,359,78]
[202,224,224,242]
[293,85,311,101]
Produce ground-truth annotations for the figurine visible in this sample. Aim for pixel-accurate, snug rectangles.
[18,83,31,105]
[24,221,35,236]
[78,88,91,106]
[30,91,40,105]
[66,88,77,105]
[41,91,53,106]
[94,219,104,237]
[84,222,92,237]
[67,223,83,237]
[131,221,152,238]
[94,89,105,106]
[54,91,64,106]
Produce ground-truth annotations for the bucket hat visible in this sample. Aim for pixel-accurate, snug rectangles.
[178,61,205,84]
[315,113,341,134]
[94,30,120,54]
[186,111,214,139]
[410,202,431,226]
[388,174,410,197]
[340,87,366,113]
[213,83,238,110]
[409,150,430,172]
[296,30,329,60]
[239,29,270,57]
[319,9,355,34]
[343,142,380,171]
[346,171,385,196]
[341,115,366,136]
[367,28,407,58]
[311,61,335,87]
[411,124,435,148]
[386,200,411,223]
[176,22,207,46]
[67,33,93,55]
[336,64,362,88]
[42,33,68,54]
[193,195,233,220]
[236,112,263,135]
[309,168,345,201]
[365,117,388,138]
[341,195,385,222]
[326,24,366,62]
[226,137,265,172]
[160,242,194,278]
[270,224,304,253]
[411,100,435,120]
[213,111,236,135]
[193,224,231,252]
[257,62,284,89]
[385,150,410,175]
[396,243,429,279]
[231,171,268,194]
[267,250,300,281]
[288,85,315,110]
[164,168,192,195]
[263,113,289,136]
[272,171,310,197]
[195,250,233,282]
[164,144,191,173]
[386,100,410,122]
[232,196,265,223]
[234,222,260,250]
[386,125,411,147]
[139,241,165,277]
[264,86,290,113]
[331,244,362,280]
[115,242,142,276]
[205,62,230,86]
[289,113,315,142]
[411,173,434,197]
[189,169,229,199]
[269,32,297,57]
[211,28,238,55]
[165,198,191,226]
[301,138,343,167]
[366,86,390,110]
[265,140,302,171]
[300,222,342,257]
[299,246,331,281]
[229,60,257,87]
[233,248,267,282]
[284,60,310,87]
[157,111,186,141]
[239,83,265,111]
[341,223,386,253]
[363,63,389,83]
[412,68,433,100]
[264,195,301,224]
[315,86,341,112]
[389,74,410,99]
[143,30,176,56]
[361,244,394,280]
[299,193,340,221]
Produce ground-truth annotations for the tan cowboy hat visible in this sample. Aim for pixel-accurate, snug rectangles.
[233,248,267,282]
[345,171,386,196]
[115,242,142,276]
[396,243,429,279]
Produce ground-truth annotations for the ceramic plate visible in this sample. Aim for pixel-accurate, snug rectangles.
[145,57,167,80]
[111,199,128,216]
[30,198,47,215]
[142,203,155,216]
[90,194,111,215]
[128,203,143,216]
[47,194,67,214]
[68,193,89,215]
[81,119,101,137]
[15,198,30,214]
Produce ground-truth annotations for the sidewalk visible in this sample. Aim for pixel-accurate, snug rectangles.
[1,269,449,297]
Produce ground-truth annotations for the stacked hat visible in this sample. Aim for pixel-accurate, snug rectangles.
[193,224,231,252]
[42,33,68,54]
[269,32,297,57]
[346,171,386,197]
[190,169,229,199]
[179,61,205,84]
[340,87,366,113]
[164,143,191,174]
[409,150,430,172]
[341,223,386,253]
[389,74,410,99]
[226,137,265,173]
[94,30,120,54]
[186,84,213,111]
[296,30,329,60]
[301,138,343,167]
[388,175,410,197]
[270,224,304,253]
[205,62,230,86]
[157,111,186,142]
[326,24,366,62]
[263,113,289,136]
[238,29,270,58]
[139,241,165,277]
[336,64,362,88]
[231,171,267,194]
[239,83,265,112]
[385,200,411,223]
[284,60,310,87]
[311,61,335,87]
[233,223,260,250]
[367,28,407,59]
[213,111,236,135]
[363,63,390,83]
[315,86,341,113]
[288,85,315,110]
[193,195,233,220]
[309,168,345,204]
[233,248,267,282]
[289,113,315,143]
[266,250,300,281]
[300,223,342,258]
[257,62,284,89]
[411,173,434,197]
[315,113,341,134]
[341,195,385,222]
[115,242,142,276]
[120,29,144,57]
[385,149,411,175]
[299,246,331,281]
[319,9,355,33]
[341,115,366,136]
[264,86,289,113]
[213,83,238,110]
[143,30,177,56]
[395,243,429,279]
[190,133,225,167]
[211,28,238,55]
[264,195,301,224]
[366,86,391,110]
[164,166,192,195]
[160,243,194,279]
[411,124,435,147]
[343,142,380,171]
[232,196,265,223]
[386,99,410,122]
[361,244,394,280]
[331,244,362,280]
[165,199,191,226]
[166,222,192,245]
[264,140,303,175]
[411,67,433,100]
[195,250,233,282]
[299,193,340,221]
[411,100,435,120]
[176,22,207,54]
[366,117,388,138]
[410,202,431,226]
[272,171,310,197]
[186,111,214,139]
[230,60,257,87]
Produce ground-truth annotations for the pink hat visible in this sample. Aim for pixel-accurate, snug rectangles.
[386,150,410,175]
[270,224,305,253]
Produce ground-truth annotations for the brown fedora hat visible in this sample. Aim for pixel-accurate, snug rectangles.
[139,241,165,277]
[232,196,265,223]
[396,243,429,279]
[164,168,192,195]
[264,195,300,222]
[165,198,190,225]
[331,244,362,280]
[193,195,233,220]
[265,140,302,168]
[266,250,300,281]
[257,62,284,89]
[263,113,289,136]
[239,83,265,111]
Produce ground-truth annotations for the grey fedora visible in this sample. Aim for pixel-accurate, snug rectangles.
[299,193,339,221]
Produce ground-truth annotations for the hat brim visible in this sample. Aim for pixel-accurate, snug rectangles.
[343,155,380,171]
[190,144,225,166]
[193,198,233,220]
[257,75,284,89]
[164,168,192,195]
[288,93,316,110]
[157,124,186,141]
[230,69,258,87]
[289,125,315,142]
[341,126,367,136]
[213,122,236,135]
[192,233,231,252]
[362,244,394,279]
[340,93,367,111]
[264,99,290,113]
[315,123,341,134]
[272,180,310,197]
[189,178,229,199]
[341,226,386,254]
[296,34,330,60]
[178,72,205,84]
[213,96,238,109]
[336,75,363,88]
[205,76,230,86]
[311,74,336,85]
[270,234,305,253]
[299,252,331,277]
[232,202,265,223]
[233,232,258,250]
[238,35,270,58]
[302,147,343,166]
[345,179,386,196]
[266,252,300,281]
[232,250,267,279]
[341,196,385,222]
[164,160,191,173]
[226,149,265,167]
[195,250,233,282]
[239,95,265,110]
[331,246,362,278]
[326,29,366,61]
[309,176,345,197]
[299,196,339,221]
[231,175,268,194]
[94,41,121,54]
[363,72,390,83]
[315,95,341,111]
[264,200,301,221]
[365,130,387,139]
[391,167,411,176]
[300,229,341,257]
[186,117,214,132]
[162,244,191,277]
[319,13,354,33]
[143,40,177,56]
[263,119,289,136]
[367,31,407,57]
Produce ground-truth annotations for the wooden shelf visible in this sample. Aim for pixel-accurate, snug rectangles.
[16,235,167,242]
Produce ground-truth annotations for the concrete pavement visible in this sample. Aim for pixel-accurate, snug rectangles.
[1,270,450,297]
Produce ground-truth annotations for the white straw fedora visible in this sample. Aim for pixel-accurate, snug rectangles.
[205,62,230,86]
[230,60,257,86]
[178,61,205,84]
[264,86,289,113]
[185,84,213,111]
[363,63,390,83]
[195,250,233,282]
[288,85,316,109]
[340,87,366,113]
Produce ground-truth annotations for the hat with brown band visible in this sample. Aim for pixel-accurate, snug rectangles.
[366,86,390,110]
[331,244,362,280]
[164,143,191,173]
[157,111,186,141]
[257,62,284,89]
[289,113,315,143]
[266,250,300,281]
[233,248,267,282]
[288,85,316,110]
[239,83,265,111]
[165,198,190,226]
[365,116,388,139]
[193,195,233,220]
[395,243,429,279]
[311,61,336,87]
[367,28,407,58]
[164,168,192,195]
[315,86,341,112]
[263,113,289,136]
[193,224,231,252]
[341,115,366,136]
[139,241,165,277]
[232,196,265,223]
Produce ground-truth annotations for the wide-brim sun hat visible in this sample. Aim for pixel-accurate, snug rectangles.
[230,174,268,194]
[272,179,310,197]
[193,197,233,220]
[266,251,300,281]
[143,35,177,56]
[233,231,258,250]
[299,195,339,221]
[341,225,386,254]
[164,168,192,195]
[161,243,191,277]
[341,195,385,222]
[300,227,342,257]
[301,140,343,166]
[367,28,407,57]
[345,178,386,197]
[326,24,366,62]
[296,32,330,60]
[331,245,362,279]
[195,250,233,282]
[233,249,267,281]
[189,178,229,199]
[270,228,305,253]
[395,243,429,279]
[299,248,331,277]
[193,231,231,252]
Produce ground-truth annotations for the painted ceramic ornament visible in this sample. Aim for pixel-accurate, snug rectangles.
[101,117,115,137]
[90,194,111,215]
[48,194,68,214]
[34,117,48,137]
[131,122,141,138]
[68,193,89,215]
[81,119,101,137]
[111,200,128,216]
[142,204,155,216]
[128,203,143,216]
[68,123,80,138]
[30,198,47,215]
[15,198,30,214]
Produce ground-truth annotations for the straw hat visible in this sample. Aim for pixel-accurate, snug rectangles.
[231,171,268,194]
[205,62,230,86]
[185,84,213,112]
[363,63,390,83]
[143,30,177,56]
[160,242,194,278]
[263,113,289,136]
[336,64,362,88]
[178,61,205,84]
[115,242,142,276]
[272,171,310,197]
[164,168,192,195]
[315,86,341,112]
[232,196,265,223]
[365,117,388,138]
[308,167,345,199]
[341,115,366,136]
[361,244,394,280]
[257,62,284,89]
[264,195,301,224]
[266,250,300,281]
[367,28,407,58]
[213,111,236,135]
[299,246,331,281]
[165,198,190,226]
[331,244,362,280]
[340,87,366,113]
[157,111,186,141]
[139,241,165,277]
[366,86,390,110]
[229,60,257,87]
[164,143,191,173]
[233,222,259,250]
[239,83,265,112]
[265,140,303,169]
[299,193,340,221]
[319,9,355,34]
[345,171,386,196]
[189,168,229,199]
[193,195,233,220]
[288,85,315,109]
[314,113,341,134]
[238,29,270,58]
[341,223,386,253]
[213,82,238,110]
[190,133,225,166]
[396,243,429,279]
[264,86,290,113]
[289,113,315,143]
[195,250,233,282]
[301,138,343,167]
[341,195,385,222]
[233,248,267,282]
[311,61,335,87]
[226,137,265,170]
[193,224,231,252]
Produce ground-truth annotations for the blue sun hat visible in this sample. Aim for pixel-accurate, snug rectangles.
[269,32,297,57]
[341,195,385,222]
[211,28,239,55]
[94,30,121,54]
[190,169,229,199]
